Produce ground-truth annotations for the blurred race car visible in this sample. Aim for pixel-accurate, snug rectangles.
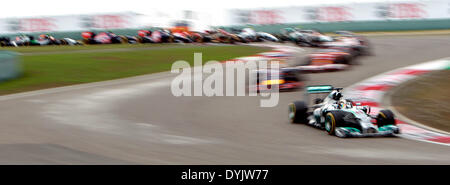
[237,28,279,42]
[10,35,40,46]
[188,31,213,43]
[136,30,153,43]
[81,31,129,44]
[172,31,194,43]
[288,85,399,138]
[37,34,62,45]
[1,34,79,46]
[256,32,279,42]
[252,68,304,92]
[136,29,174,43]
[207,29,248,44]
[304,48,353,66]
[0,37,16,47]
[237,28,257,42]
[279,28,317,46]
[59,37,82,45]
[319,31,372,56]
[297,29,334,46]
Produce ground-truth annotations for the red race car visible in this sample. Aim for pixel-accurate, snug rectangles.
[305,48,353,66]
[252,68,304,92]
[81,31,129,44]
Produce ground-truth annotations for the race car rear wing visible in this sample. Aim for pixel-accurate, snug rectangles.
[305,85,343,106]
[306,85,334,94]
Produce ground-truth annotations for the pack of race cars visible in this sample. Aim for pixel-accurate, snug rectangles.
[249,28,371,93]
[1,27,372,81]
[0,34,82,47]
[0,26,397,138]
[0,27,368,49]
[1,27,370,71]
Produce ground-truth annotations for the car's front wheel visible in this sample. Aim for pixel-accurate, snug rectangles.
[325,111,347,135]
[376,109,396,127]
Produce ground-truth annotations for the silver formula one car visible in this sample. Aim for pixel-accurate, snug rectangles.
[288,85,399,138]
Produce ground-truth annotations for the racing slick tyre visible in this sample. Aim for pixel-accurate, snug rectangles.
[59,39,68,45]
[229,38,235,44]
[325,111,353,135]
[335,56,351,65]
[82,39,90,45]
[76,40,84,45]
[136,37,143,43]
[376,109,396,127]
[354,46,371,57]
[295,40,305,46]
[240,39,249,43]
[289,101,308,124]
[119,36,129,44]
[195,37,203,43]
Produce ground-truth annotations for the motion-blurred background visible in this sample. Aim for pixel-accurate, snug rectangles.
[1,0,449,38]
[0,0,449,165]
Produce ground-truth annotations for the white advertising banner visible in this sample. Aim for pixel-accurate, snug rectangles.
[0,12,139,34]
[228,0,450,25]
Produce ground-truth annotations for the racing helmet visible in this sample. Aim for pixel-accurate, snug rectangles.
[332,91,342,101]
[338,99,347,109]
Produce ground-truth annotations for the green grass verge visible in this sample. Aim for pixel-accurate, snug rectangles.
[0,45,270,95]
[392,70,450,132]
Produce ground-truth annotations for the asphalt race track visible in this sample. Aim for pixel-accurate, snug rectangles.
[1,35,450,164]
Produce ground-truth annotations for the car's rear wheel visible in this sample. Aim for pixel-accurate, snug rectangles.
[295,39,304,46]
[195,37,203,43]
[229,37,235,44]
[335,56,351,65]
[59,39,68,45]
[289,101,308,124]
[136,37,143,43]
[353,47,362,56]
[376,109,396,127]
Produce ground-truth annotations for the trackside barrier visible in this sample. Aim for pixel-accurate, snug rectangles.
[219,19,450,33]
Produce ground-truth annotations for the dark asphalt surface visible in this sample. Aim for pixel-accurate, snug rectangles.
[0,35,450,164]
